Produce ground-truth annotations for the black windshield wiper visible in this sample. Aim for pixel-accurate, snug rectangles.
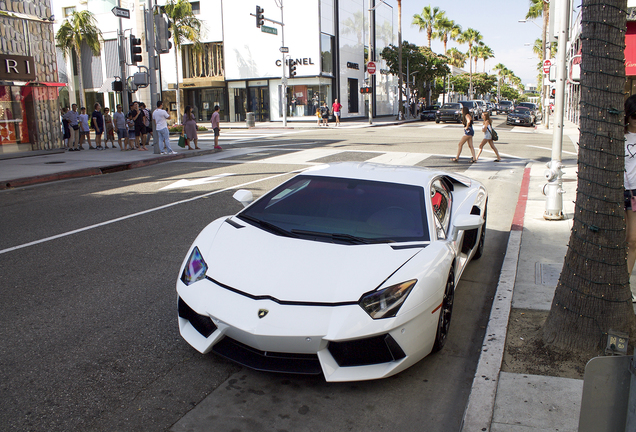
[237,214,298,238]
[291,229,392,245]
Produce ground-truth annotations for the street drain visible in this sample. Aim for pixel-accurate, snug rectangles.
[45,161,66,164]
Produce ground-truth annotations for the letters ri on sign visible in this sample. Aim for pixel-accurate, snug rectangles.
[0,55,36,81]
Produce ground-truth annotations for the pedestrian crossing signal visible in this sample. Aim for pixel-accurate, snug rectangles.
[360,87,372,94]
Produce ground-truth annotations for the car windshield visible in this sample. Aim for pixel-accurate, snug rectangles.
[517,103,535,109]
[459,101,473,108]
[499,101,512,106]
[425,105,438,110]
[238,175,429,243]
[442,103,460,109]
[513,107,529,113]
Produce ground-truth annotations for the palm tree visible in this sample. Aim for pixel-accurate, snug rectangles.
[526,0,549,120]
[163,0,203,123]
[56,10,102,109]
[478,45,494,72]
[412,5,444,48]
[433,17,462,55]
[446,47,467,68]
[493,63,509,98]
[457,28,483,98]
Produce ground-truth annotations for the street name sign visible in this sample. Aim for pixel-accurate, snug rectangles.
[261,26,278,35]
[280,47,289,53]
[111,6,130,19]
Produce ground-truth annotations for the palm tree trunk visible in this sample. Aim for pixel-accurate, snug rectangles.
[174,47,182,124]
[397,0,403,119]
[75,46,86,109]
[542,0,636,353]
[468,43,473,99]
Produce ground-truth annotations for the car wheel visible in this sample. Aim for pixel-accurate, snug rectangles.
[432,269,455,353]
[472,206,487,260]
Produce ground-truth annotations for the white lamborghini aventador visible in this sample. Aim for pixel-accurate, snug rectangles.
[177,162,487,382]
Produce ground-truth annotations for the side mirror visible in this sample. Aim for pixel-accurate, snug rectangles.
[452,214,484,241]
[233,189,253,207]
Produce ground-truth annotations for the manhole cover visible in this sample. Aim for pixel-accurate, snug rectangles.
[45,161,66,164]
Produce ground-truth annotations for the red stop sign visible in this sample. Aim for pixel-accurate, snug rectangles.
[367,61,376,74]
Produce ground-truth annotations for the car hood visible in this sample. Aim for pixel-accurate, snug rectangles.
[201,220,423,303]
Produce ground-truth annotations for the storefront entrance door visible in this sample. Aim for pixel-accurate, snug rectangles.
[248,86,269,122]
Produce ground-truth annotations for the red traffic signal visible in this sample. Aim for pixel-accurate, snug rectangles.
[360,87,373,94]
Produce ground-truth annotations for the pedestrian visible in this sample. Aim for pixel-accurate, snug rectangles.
[316,104,322,126]
[140,102,152,147]
[131,102,147,150]
[320,102,329,127]
[113,104,127,150]
[450,106,476,163]
[126,112,136,150]
[152,100,176,155]
[476,112,502,162]
[63,103,80,151]
[332,98,342,126]
[91,102,104,150]
[211,105,221,149]
[624,95,636,302]
[182,105,199,150]
[61,107,70,148]
[79,107,92,149]
[103,107,116,149]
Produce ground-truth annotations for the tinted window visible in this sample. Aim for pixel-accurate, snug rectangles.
[499,101,512,106]
[240,175,429,243]
[513,107,529,113]
[442,103,460,109]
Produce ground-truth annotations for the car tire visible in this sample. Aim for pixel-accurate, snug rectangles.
[472,205,487,260]
[432,269,455,353]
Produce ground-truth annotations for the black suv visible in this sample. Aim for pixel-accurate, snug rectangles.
[497,100,514,114]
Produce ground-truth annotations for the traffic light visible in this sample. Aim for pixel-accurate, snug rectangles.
[550,88,556,98]
[111,79,123,92]
[130,35,142,64]
[255,5,264,28]
[155,14,172,54]
[360,87,372,94]
[288,61,297,78]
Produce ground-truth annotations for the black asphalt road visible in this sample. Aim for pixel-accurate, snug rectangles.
[0,122,566,431]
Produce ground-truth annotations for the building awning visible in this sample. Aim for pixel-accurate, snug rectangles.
[627,22,636,76]
[97,77,116,93]
[27,81,66,87]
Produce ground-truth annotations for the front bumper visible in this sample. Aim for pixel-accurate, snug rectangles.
[177,278,440,382]
[507,116,533,126]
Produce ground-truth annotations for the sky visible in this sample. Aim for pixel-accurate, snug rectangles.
[396,0,548,87]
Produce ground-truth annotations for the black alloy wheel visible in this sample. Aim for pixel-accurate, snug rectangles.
[432,269,455,352]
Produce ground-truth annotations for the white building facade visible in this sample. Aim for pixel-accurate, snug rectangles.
[53,0,398,124]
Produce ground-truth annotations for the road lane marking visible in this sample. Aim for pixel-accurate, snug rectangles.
[160,173,236,190]
[0,170,304,256]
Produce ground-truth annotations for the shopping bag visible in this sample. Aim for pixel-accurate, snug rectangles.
[178,135,186,148]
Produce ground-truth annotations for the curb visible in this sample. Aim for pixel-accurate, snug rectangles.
[0,147,220,190]
[460,163,532,432]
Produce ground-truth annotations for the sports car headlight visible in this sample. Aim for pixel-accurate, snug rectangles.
[359,280,417,319]
[180,246,208,286]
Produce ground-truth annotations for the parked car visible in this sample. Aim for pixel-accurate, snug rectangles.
[506,106,535,126]
[497,100,514,114]
[435,103,463,123]
[460,100,481,120]
[486,102,497,115]
[420,105,440,121]
[176,162,487,382]
[472,100,489,117]
[516,102,542,122]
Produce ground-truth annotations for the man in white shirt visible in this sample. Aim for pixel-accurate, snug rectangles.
[153,100,176,154]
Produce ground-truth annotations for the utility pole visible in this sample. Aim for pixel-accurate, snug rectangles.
[368,0,373,125]
[543,0,570,220]
[144,2,160,154]
[117,0,129,115]
[280,1,287,127]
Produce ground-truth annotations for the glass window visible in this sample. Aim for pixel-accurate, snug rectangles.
[348,78,358,113]
[239,175,429,243]
[63,6,76,17]
[430,179,452,239]
[321,33,334,76]
[286,84,331,117]
[190,1,200,14]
